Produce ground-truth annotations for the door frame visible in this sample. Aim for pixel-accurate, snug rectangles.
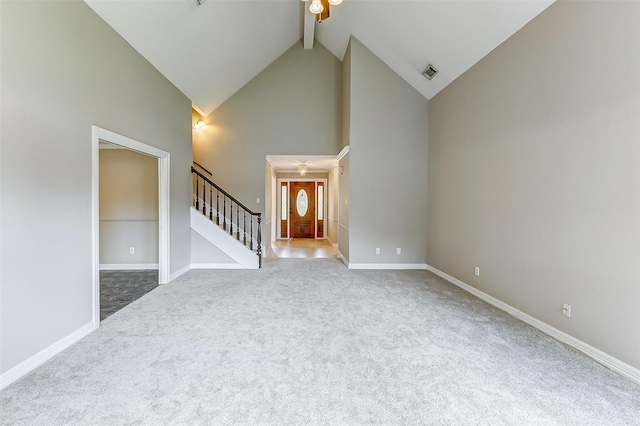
[289,181,316,239]
[276,177,327,240]
[91,126,170,327]
[270,175,277,246]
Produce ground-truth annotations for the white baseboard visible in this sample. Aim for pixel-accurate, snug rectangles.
[100,263,158,270]
[169,262,248,279]
[426,264,640,386]
[338,251,349,268]
[0,321,96,391]
[191,263,245,269]
[326,236,339,248]
[349,263,428,270]
[169,264,191,282]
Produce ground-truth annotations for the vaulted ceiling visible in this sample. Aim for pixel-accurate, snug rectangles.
[85,0,553,116]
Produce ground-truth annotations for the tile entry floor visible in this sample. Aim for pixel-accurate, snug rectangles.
[100,270,159,321]
[271,239,338,259]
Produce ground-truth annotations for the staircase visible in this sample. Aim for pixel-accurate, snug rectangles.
[192,166,262,268]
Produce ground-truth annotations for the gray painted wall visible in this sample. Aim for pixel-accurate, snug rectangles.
[327,165,339,246]
[99,149,158,265]
[347,37,429,265]
[193,41,343,220]
[338,41,351,261]
[338,154,350,261]
[428,1,640,370]
[264,160,276,256]
[0,1,192,374]
[341,41,351,149]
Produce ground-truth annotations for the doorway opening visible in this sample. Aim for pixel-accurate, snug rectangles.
[274,178,334,259]
[98,144,159,320]
[278,178,327,240]
[91,126,170,326]
[266,154,339,260]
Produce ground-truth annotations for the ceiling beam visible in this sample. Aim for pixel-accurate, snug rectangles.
[303,7,315,49]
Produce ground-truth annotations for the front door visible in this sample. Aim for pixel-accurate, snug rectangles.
[290,181,315,238]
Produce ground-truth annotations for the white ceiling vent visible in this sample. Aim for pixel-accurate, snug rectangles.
[422,64,439,81]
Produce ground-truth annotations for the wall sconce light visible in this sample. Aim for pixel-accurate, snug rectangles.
[194,119,205,129]
[339,166,344,175]
[298,164,308,176]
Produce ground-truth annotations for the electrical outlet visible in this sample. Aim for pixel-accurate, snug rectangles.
[129,247,135,254]
[375,248,381,255]
[474,267,480,276]
[562,303,571,317]
[256,198,260,204]
[396,248,401,255]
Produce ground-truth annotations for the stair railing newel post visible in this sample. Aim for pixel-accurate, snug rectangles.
[236,204,240,241]
[257,214,262,268]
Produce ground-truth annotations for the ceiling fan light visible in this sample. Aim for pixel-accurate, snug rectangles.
[328,0,343,5]
[309,0,324,14]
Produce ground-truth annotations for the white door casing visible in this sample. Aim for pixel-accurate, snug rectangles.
[91,125,170,327]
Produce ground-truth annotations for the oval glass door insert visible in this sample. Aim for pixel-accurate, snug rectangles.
[296,189,308,217]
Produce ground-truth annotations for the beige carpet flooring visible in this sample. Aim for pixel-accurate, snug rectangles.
[1,258,640,425]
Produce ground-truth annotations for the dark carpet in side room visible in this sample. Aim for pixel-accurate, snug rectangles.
[100,270,158,321]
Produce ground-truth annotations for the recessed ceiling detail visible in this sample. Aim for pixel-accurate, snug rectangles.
[84,0,554,115]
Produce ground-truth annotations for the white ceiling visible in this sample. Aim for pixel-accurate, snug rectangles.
[85,0,553,116]
[267,155,337,173]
